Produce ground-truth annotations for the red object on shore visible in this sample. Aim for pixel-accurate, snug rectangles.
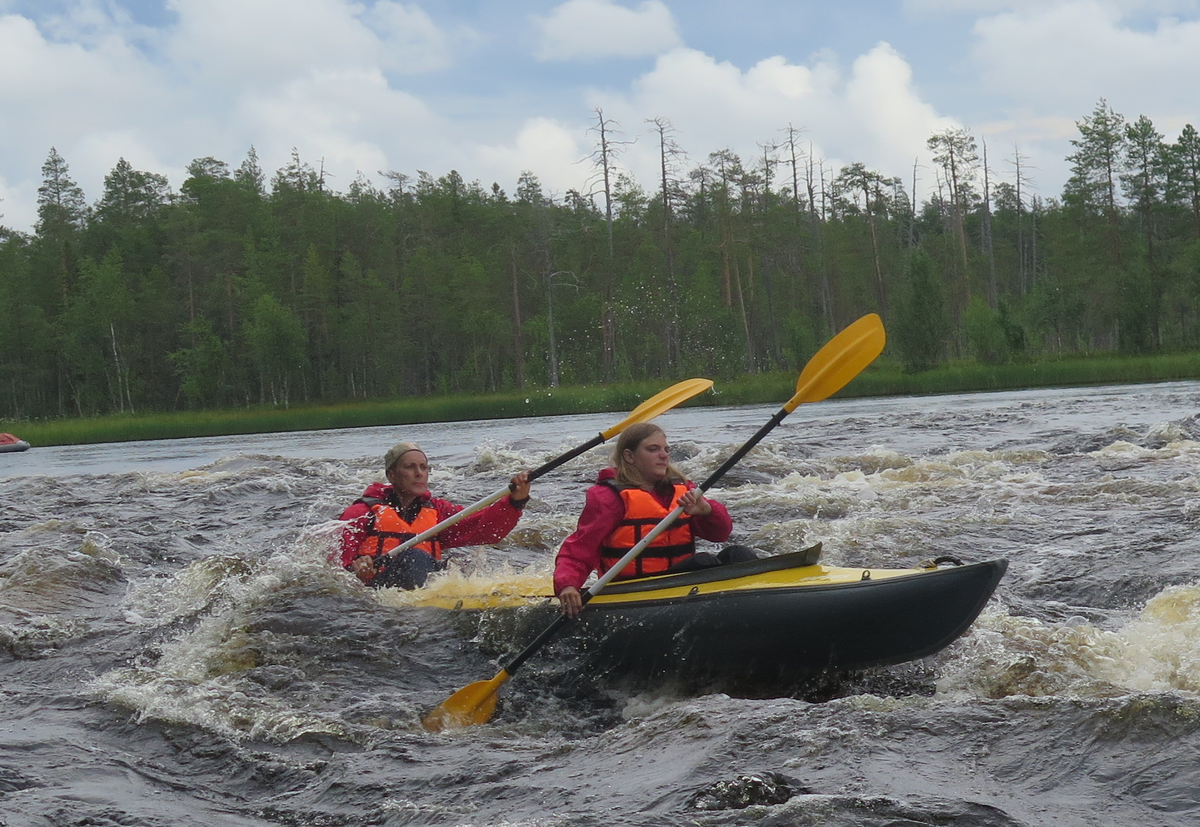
[0,433,31,452]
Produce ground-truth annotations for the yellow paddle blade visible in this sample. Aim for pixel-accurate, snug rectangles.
[785,313,885,413]
[600,378,714,440]
[421,669,511,732]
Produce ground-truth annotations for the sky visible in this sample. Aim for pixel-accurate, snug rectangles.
[2,0,1200,233]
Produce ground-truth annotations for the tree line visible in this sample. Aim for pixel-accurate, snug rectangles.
[2,98,1199,421]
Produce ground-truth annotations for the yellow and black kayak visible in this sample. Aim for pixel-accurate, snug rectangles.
[578,546,1006,691]
[415,544,1007,693]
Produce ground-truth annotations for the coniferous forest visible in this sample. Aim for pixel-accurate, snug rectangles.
[2,99,1200,421]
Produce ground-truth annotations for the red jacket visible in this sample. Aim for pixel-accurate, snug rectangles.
[337,482,525,568]
[553,467,732,595]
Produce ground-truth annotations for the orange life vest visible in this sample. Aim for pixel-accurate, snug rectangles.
[599,483,695,580]
[356,501,443,560]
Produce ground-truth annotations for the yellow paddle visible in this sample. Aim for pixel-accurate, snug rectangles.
[421,314,885,731]
[382,378,714,559]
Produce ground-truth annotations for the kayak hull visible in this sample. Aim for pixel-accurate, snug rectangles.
[561,550,1007,692]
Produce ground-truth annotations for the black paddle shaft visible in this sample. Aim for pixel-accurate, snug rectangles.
[502,613,571,676]
[510,433,605,490]
[489,434,607,673]
[696,407,788,493]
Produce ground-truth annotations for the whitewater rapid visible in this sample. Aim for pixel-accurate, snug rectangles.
[5,382,1200,825]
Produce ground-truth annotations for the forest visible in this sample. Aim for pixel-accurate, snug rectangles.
[2,98,1199,421]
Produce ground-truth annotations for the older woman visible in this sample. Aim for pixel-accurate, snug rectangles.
[338,442,531,589]
[553,422,755,617]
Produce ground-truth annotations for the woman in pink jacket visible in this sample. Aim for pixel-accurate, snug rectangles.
[554,423,755,617]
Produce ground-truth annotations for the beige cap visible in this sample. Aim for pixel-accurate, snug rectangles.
[384,441,425,471]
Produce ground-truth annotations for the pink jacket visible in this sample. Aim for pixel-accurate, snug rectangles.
[553,467,732,595]
[336,482,525,568]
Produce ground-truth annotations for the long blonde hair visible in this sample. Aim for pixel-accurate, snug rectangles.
[612,423,685,489]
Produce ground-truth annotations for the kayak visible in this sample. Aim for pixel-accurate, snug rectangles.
[415,544,1007,694]
[579,547,1006,692]
[0,433,30,453]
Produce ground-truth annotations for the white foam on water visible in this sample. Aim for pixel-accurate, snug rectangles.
[89,524,366,743]
[938,580,1200,701]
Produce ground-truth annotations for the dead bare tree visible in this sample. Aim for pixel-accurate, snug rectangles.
[779,124,808,225]
[1006,145,1038,294]
[586,108,634,378]
[805,145,834,331]
[647,117,687,368]
[981,139,997,306]
[587,108,634,260]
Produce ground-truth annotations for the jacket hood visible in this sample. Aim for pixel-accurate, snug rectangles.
[360,481,391,499]
[595,465,688,489]
[360,481,437,503]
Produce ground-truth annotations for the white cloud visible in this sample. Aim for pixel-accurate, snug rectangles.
[165,0,383,87]
[842,45,959,173]
[0,13,161,114]
[0,11,173,227]
[0,1,463,231]
[366,1,457,74]
[971,1,1200,111]
[6,0,1196,236]
[533,0,681,61]
[906,0,1197,12]
[474,117,587,193]
[963,0,1200,190]
[587,44,960,199]
[168,0,458,81]
[238,67,446,182]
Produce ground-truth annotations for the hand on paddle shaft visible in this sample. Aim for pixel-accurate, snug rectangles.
[421,314,885,732]
[380,378,714,560]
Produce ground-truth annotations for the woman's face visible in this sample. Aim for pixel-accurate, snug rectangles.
[386,450,430,500]
[624,430,670,484]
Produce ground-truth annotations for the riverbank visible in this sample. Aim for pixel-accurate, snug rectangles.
[5,352,1200,447]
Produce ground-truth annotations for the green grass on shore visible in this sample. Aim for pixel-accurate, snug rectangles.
[5,353,1200,447]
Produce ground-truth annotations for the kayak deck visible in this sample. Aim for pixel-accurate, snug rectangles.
[403,544,967,611]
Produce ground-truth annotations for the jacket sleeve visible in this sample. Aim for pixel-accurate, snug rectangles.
[553,484,624,596]
[336,501,372,568]
[435,494,525,550]
[686,482,733,543]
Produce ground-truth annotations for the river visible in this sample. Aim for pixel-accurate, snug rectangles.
[4,381,1200,826]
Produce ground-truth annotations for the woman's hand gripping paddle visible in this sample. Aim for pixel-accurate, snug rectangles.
[383,378,714,560]
[421,314,885,731]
